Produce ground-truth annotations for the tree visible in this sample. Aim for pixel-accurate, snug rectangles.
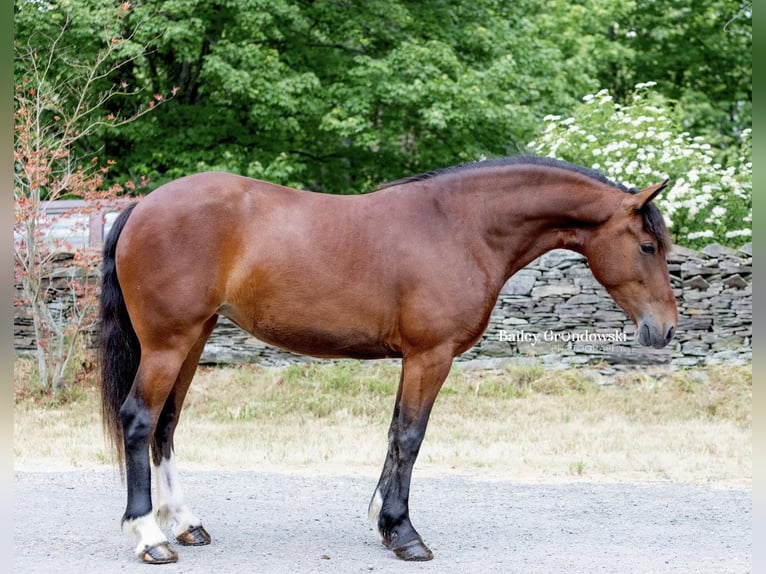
[619,0,751,150]
[57,0,593,194]
[536,0,752,158]
[14,0,751,200]
[14,3,174,392]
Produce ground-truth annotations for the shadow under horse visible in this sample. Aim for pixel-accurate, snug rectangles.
[99,155,677,564]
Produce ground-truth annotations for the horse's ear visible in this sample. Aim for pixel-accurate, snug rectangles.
[625,179,670,210]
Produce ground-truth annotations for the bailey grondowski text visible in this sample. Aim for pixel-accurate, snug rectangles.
[497,328,632,353]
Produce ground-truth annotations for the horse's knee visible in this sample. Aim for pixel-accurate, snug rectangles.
[399,424,426,456]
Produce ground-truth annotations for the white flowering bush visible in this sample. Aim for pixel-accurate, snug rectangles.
[528,83,752,249]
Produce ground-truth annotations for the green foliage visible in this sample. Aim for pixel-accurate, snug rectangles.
[536,0,751,154]
[529,84,752,248]
[15,0,751,210]
[16,0,589,194]
[614,0,751,150]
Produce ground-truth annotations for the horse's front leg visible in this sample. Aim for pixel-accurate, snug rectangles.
[369,349,453,561]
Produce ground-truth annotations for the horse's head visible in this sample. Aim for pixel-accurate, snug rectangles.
[582,180,677,349]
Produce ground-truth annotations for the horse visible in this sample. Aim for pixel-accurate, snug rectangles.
[99,155,677,564]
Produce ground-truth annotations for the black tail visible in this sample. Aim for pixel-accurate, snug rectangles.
[99,202,139,472]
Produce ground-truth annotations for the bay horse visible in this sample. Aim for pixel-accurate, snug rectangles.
[99,155,677,564]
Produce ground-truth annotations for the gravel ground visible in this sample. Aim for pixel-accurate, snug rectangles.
[14,468,751,574]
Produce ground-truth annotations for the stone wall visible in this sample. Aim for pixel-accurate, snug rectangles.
[461,243,752,370]
[14,243,752,370]
[13,252,100,354]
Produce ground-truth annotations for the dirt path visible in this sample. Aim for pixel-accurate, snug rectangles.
[14,468,750,574]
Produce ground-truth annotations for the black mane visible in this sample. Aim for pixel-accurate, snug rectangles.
[378,155,635,192]
[378,154,671,252]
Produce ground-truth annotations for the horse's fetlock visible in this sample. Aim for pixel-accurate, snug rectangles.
[155,504,173,526]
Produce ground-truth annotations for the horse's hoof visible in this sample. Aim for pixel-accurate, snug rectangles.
[176,524,211,546]
[392,538,434,561]
[139,541,178,564]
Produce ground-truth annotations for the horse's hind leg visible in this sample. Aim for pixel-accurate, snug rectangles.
[152,316,218,548]
[120,344,191,564]
[369,348,453,561]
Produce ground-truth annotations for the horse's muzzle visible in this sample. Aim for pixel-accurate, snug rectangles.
[637,320,675,349]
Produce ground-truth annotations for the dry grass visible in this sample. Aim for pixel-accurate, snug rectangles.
[13,358,751,485]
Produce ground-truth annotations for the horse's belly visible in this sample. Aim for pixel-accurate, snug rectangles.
[250,324,401,360]
[220,303,401,360]
[264,330,400,359]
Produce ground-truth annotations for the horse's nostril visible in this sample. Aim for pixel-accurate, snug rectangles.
[665,326,675,344]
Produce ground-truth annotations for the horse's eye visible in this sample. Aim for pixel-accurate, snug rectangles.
[640,243,656,254]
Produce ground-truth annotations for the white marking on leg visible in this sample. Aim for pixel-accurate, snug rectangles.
[369,488,384,539]
[154,452,203,538]
[123,513,168,557]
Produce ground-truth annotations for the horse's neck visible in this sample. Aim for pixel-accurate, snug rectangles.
[439,168,621,283]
